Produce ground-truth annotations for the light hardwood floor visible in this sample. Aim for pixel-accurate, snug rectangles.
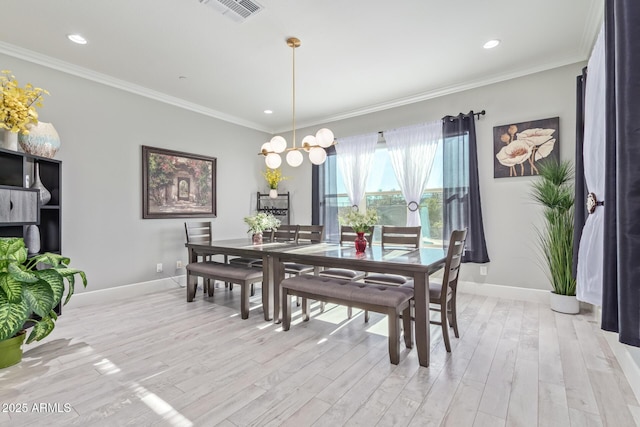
[1,284,639,426]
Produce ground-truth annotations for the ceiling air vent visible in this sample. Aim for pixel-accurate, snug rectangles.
[199,0,264,23]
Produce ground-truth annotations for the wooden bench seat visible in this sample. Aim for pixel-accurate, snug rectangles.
[186,261,266,320]
[281,275,414,364]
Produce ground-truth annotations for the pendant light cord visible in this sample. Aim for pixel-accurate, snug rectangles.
[291,41,296,149]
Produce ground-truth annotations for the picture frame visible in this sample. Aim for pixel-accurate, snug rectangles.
[142,145,217,219]
[493,117,559,178]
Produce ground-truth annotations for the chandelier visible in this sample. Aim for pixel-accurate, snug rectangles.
[260,37,335,169]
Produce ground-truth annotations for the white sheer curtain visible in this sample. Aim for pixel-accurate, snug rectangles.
[577,25,605,306]
[335,133,378,207]
[385,120,442,226]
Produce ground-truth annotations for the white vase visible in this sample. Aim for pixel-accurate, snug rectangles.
[549,292,580,314]
[269,189,278,199]
[18,122,60,158]
[25,225,41,255]
[0,129,18,151]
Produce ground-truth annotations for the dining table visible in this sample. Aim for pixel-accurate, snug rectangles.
[185,238,446,367]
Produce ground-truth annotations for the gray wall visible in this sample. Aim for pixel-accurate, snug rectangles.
[289,62,584,291]
[1,54,270,292]
[2,52,583,293]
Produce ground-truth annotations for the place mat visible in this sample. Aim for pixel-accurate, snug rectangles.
[382,250,411,260]
[283,243,336,254]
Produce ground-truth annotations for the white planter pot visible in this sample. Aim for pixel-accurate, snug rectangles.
[549,292,580,314]
[269,189,278,198]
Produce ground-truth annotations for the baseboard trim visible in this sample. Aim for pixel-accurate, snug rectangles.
[68,275,186,308]
[458,280,551,304]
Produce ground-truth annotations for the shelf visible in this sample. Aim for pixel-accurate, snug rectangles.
[257,191,289,225]
[40,205,60,210]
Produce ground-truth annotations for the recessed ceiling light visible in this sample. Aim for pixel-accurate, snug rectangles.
[264,110,273,114]
[178,76,187,80]
[67,34,87,45]
[483,39,500,49]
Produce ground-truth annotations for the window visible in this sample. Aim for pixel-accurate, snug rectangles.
[315,139,450,248]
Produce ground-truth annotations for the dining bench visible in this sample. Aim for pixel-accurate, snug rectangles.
[281,275,414,364]
[186,261,266,320]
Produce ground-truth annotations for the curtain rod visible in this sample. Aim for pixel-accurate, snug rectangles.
[443,110,486,121]
[377,110,487,136]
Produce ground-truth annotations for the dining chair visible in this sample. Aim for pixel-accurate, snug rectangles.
[363,225,421,286]
[250,225,299,270]
[402,228,467,352]
[318,225,374,318]
[280,225,324,276]
[184,221,215,294]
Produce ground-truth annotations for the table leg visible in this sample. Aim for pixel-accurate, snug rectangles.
[272,255,285,324]
[262,255,272,321]
[413,272,430,367]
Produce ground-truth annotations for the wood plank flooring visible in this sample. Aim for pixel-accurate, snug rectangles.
[1,284,638,426]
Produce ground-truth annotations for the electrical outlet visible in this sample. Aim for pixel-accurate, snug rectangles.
[156,263,163,273]
[480,266,487,276]
[176,260,183,269]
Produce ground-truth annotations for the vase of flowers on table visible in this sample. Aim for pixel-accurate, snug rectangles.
[0,70,49,151]
[263,168,288,198]
[339,208,379,254]
[244,212,281,244]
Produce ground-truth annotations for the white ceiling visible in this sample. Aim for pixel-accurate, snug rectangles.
[1,0,602,134]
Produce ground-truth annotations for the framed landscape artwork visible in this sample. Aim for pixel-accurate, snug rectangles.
[142,145,216,219]
[493,117,560,178]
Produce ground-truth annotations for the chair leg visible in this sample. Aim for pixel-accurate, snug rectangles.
[302,298,310,321]
[320,301,325,313]
[402,306,413,349]
[187,272,197,302]
[207,280,214,297]
[347,306,353,319]
[441,305,451,352]
[282,291,291,331]
[387,310,400,365]
[296,296,301,307]
[240,283,249,320]
[364,309,370,323]
[250,283,255,297]
[450,290,460,338]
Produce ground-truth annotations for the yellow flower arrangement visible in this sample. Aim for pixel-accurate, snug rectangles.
[0,70,49,134]
[263,168,289,189]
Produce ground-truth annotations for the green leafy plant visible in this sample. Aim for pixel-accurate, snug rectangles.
[0,238,87,343]
[243,212,281,234]
[339,208,379,233]
[531,160,576,296]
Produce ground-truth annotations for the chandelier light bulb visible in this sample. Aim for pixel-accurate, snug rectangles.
[301,135,316,151]
[261,142,272,154]
[315,128,335,148]
[265,152,282,169]
[286,150,304,167]
[270,136,287,153]
[308,147,327,165]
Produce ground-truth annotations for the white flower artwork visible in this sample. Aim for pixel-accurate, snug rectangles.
[493,117,559,178]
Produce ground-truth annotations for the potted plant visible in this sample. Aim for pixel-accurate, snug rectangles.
[0,70,50,151]
[531,160,578,313]
[243,212,281,244]
[263,168,288,198]
[339,208,379,253]
[0,237,87,368]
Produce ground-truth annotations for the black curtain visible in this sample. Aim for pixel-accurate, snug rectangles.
[601,0,640,347]
[442,112,490,263]
[573,68,588,278]
[312,145,340,241]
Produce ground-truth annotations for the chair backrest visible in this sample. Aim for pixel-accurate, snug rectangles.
[297,225,324,243]
[272,224,299,242]
[441,229,468,295]
[380,226,421,249]
[184,221,212,244]
[339,225,374,245]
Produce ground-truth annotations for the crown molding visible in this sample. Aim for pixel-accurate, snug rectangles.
[288,56,588,133]
[0,42,272,134]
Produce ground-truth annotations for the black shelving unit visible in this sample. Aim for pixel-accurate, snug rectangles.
[257,191,290,225]
[0,147,62,254]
